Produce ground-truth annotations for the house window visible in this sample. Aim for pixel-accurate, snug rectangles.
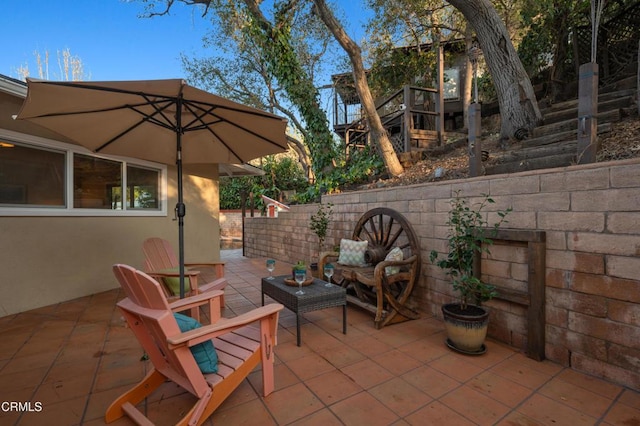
[74,154,122,209]
[0,135,165,216]
[443,68,460,100]
[0,141,66,207]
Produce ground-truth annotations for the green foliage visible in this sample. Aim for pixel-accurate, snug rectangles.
[242,1,338,180]
[429,192,511,310]
[219,156,307,210]
[309,202,333,250]
[293,260,306,271]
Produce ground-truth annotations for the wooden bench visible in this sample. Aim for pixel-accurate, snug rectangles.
[319,207,421,329]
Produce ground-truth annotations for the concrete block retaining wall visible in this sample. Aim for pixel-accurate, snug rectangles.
[244,158,640,391]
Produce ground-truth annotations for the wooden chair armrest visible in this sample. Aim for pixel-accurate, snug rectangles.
[196,277,228,293]
[185,262,225,277]
[169,289,224,323]
[167,304,284,347]
[319,251,340,270]
[168,289,224,311]
[373,255,418,273]
[147,270,201,278]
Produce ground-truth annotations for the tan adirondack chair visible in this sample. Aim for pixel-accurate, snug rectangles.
[107,264,283,426]
[143,237,227,307]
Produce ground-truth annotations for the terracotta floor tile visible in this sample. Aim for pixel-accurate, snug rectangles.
[286,352,336,381]
[316,342,367,369]
[401,365,461,398]
[341,358,395,389]
[249,362,300,392]
[398,333,451,362]
[440,384,511,425]
[373,349,424,376]
[214,393,278,426]
[540,376,614,418]
[263,382,324,424]
[516,393,597,425]
[369,377,433,417]
[305,370,363,405]
[348,335,394,358]
[404,401,476,426]
[602,399,640,425]
[490,357,555,389]
[330,391,399,425]
[290,408,343,425]
[144,392,201,426]
[4,252,640,425]
[469,371,532,407]
[429,353,485,382]
[20,395,87,426]
[620,389,640,409]
[556,368,623,399]
[83,383,132,423]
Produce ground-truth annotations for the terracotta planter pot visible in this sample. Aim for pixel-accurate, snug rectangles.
[441,303,489,355]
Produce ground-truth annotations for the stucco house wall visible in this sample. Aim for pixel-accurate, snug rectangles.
[243,159,640,391]
[0,78,222,316]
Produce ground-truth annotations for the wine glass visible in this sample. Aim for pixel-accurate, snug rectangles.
[266,259,276,280]
[323,263,334,287]
[294,269,306,295]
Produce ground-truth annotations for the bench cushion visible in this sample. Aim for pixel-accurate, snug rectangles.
[384,247,404,275]
[338,239,368,266]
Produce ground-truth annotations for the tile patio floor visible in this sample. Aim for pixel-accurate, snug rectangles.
[1,249,639,425]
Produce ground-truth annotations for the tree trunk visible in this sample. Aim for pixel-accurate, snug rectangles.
[447,0,543,140]
[312,0,404,177]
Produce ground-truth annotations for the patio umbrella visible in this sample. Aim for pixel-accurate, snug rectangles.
[16,78,288,298]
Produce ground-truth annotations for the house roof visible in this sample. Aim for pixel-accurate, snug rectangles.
[0,73,27,97]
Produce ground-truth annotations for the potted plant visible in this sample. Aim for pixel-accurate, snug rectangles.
[309,202,333,277]
[429,192,511,354]
[292,260,306,279]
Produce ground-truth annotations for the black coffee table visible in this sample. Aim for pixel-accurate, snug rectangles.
[261,274,347,346]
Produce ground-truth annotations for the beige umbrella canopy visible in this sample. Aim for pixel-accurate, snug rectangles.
[17,78,288,297]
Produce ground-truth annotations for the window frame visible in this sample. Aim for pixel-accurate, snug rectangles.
[0,128,167,217]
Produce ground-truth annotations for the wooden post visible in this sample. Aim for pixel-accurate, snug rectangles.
[403,85,411,152]
[468,103,482,177]
[437,44,445,146]
[577,62,599,164]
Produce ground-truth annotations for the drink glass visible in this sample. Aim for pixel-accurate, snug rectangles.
[294,270,306,295]
[323,264,334,287]
[266,259,275,280]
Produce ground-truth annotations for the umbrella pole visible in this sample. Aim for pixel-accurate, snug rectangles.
[176,95,186,299]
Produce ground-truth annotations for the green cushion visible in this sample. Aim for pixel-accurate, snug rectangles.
[173,313,218,374]
[160,268,192,295]
[337,239,368,266]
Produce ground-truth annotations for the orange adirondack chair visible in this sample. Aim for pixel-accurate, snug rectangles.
[107,264,283,426]
[143,237,227,307]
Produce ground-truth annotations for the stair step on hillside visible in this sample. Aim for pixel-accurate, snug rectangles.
[520,122,612,148]
[485,152,576,175]
[538,88,637,115]
[542,96,634,125]
[533,109,620,138]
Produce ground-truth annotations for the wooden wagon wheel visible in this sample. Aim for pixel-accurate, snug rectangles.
[351,207,421,328]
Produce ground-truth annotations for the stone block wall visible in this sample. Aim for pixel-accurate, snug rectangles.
[219,210,244,239]
[244,158,640,391]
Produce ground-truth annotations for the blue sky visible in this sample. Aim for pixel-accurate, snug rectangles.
[1,0,368,84]
[1,1,213,81]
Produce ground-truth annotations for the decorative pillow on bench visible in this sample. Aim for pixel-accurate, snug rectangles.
[159,268,192,295]
[384,247,404,275]
[338,239,368,266]
[173,313,218,374]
